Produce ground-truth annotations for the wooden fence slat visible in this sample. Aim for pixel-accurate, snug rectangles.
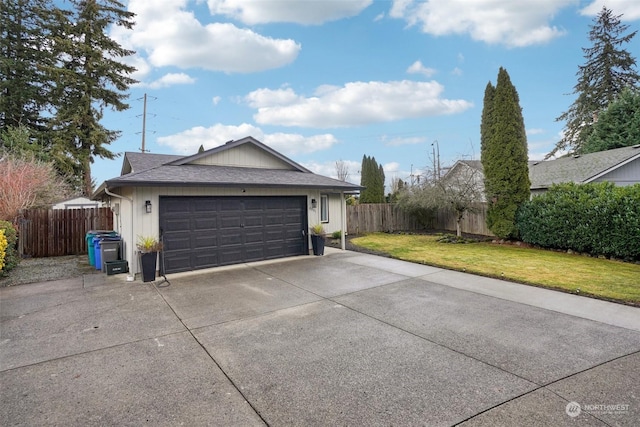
[346,203,493,236]
[18,207,114,258]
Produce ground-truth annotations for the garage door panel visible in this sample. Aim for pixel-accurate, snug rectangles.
[193,235,218,250]
[160,196,307,273]
[244,215,264,227]
[193,216,218,230]
[193,251,219,268]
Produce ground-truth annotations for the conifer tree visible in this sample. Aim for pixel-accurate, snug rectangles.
[481,68,530,239]
[0,0,57,138]
[359,155,385,203]
[582,88,640,154]
[552,7,639,157]
[49,0,137,195]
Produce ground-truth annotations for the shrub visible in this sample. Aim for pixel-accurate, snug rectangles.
[0,220,19,274]
[331,230,342,239]
[0,230,7,271]
[517,183,640,260]
[436,234,474,244]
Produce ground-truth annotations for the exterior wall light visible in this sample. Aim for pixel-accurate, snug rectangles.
[311,198,317,209]
[145,200,152,213]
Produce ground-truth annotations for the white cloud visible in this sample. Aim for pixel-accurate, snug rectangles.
[407,60,437,77]
[383,162,401,173]
[206,0,372,25]
[115,0,301,74]
[581,0,640,20]
[526,128,545,136]
[212,96,221,105]
[381,135,427,146]
[390,0,575,47]
[246,80,473,128]
[138,72,196,89]
[302,160,361,184]
[156,123,339,156]
[451,67,463,76]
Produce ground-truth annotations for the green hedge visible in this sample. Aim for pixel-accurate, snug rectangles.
[0,220,19,275]
[516,183,640,260]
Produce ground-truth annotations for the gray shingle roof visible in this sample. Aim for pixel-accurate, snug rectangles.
[529,145,640,189]
[95,138,362,197]
[122,152,183,174]
[106,163,361,191]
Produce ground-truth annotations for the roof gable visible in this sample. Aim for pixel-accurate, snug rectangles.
[121,152,183,176]
[168,136,311,172]
[530,145,640,189]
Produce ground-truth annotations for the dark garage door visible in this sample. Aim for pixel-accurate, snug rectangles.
[159,196,308,274]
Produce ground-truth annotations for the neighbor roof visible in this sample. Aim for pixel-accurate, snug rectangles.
[529,145,640,189]
[94,136,361,198]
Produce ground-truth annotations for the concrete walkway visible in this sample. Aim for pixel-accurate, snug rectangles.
[1,249,638,426]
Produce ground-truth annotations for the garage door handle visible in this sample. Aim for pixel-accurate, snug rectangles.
[301,229,306,237]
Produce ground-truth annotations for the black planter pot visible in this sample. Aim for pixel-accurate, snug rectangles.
[310,235,325,256]
[140,251,157,282]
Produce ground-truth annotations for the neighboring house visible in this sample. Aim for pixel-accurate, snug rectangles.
[529,144,640,195]
[443,145,640,197]
[92,136,361,276]
[52,196,100,209]
[441,160,486,202]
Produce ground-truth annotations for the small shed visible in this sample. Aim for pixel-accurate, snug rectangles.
[52,196,100,210]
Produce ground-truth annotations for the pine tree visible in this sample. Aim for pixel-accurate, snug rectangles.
[49,0,137,195]
[0,0,57,138]
[552,7,639,157]
[481,68,530,239]
[582,88,640,153]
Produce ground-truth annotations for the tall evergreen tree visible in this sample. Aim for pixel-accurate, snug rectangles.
[359,155,385,203]
[551,7,639,157]
[481,68,530,239]
[582,88,640,153]
[49,0,137,195]
[0,0,57,139]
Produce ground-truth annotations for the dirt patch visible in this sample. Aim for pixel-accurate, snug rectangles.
[0,255,99,287]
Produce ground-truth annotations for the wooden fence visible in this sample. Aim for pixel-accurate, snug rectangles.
[433,203,493,237]
[346,203,493,236]
[18,207,113,257]
[346,204,422,234]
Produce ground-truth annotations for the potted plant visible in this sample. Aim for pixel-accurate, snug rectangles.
[310,224,326,256]
[136,235,163,282]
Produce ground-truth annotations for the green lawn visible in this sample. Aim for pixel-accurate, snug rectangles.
[350,233,640,305]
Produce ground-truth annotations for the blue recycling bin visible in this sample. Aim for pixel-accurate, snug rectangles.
[86,230,117,266]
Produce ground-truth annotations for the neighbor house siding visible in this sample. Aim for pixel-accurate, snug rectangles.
[591,159,640,186]
[190,144,293,169]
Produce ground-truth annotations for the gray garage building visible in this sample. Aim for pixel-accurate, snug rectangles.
[93,137,361,277]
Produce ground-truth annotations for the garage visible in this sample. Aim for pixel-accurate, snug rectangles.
[159,196,308,273]
[93,136,361,278]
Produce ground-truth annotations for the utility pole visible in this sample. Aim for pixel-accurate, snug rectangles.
[140,93,149,153]
[432,140,440,180]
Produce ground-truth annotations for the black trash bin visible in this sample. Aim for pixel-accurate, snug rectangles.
[99,236,121,272]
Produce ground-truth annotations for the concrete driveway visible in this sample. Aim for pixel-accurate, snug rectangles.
[1,249,639,426]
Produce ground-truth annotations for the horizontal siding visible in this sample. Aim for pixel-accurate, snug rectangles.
[593,158,640,186]
[191,144,293,169]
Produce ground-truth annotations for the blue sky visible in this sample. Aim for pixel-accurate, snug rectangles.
[94,0,640,188]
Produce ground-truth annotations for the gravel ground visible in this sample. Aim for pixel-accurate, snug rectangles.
[0,255,99,287]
